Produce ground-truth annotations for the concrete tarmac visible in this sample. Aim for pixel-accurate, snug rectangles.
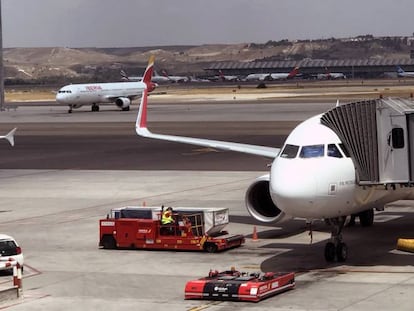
[0,100,413,310]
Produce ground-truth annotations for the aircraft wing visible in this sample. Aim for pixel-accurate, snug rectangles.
[135,89,280,158]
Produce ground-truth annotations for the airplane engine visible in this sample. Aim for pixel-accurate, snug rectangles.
[72,104,83,109]
[245,174,291,223]
[115,97,131,109]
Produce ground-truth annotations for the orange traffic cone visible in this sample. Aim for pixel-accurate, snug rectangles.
[252,226,259,241]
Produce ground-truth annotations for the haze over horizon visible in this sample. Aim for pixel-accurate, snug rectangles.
[2,0,414,48]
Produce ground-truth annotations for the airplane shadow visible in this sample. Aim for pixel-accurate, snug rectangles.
[231,213,414,272]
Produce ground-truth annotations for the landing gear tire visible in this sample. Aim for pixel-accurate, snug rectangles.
[91,103,100,112]
[122,106,130,111]
[68,105,73,113]
[325,216,348,262]
[336,242,348,262]
[359,209,374,227]
[324,242,336,262]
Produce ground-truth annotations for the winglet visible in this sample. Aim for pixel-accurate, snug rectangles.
[1,128,17,146]
[136,88,149,134]
[142,55,155,90]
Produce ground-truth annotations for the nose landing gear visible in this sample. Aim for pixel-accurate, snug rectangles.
[324,217,348,262]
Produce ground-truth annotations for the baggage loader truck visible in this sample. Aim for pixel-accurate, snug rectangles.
[99,206,245,252]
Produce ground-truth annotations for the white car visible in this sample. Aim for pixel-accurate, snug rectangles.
[0,234,24,271]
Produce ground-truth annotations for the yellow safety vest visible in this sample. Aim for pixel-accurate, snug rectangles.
[161,211,174,225]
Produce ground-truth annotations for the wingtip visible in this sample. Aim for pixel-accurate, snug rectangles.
[5,127,17,146]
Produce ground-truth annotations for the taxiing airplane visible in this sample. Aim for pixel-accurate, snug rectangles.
[244,67,299,81]
[0,128,17,146]
[56,57,156,113]
[396,66,414,78]
[135,85,414,263]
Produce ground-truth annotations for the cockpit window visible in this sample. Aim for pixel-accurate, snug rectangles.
[280,144,299,158]
[338,143,351,158]
[299,144,324,158]
[327,144,343,158]
[58,90,72,94]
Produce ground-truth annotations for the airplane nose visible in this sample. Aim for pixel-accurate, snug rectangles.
[56,92,68,104]
[270,159,317,217]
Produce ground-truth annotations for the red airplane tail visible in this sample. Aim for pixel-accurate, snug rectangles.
[142,56,156,91]
[288,67,299,78]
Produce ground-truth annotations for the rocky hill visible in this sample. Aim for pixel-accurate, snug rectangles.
[4,35,414,84]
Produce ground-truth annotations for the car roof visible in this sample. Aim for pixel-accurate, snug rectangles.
[0,234,15,241]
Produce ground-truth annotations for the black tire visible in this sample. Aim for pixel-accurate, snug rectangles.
[204,243,218,253]
[101,235,116,249]
[122,106,130,111]
[336,242,348,262]
[359,209,374,227]
[324,242,336,262]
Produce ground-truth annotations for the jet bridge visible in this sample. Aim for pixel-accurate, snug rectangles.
[321,97,414,186]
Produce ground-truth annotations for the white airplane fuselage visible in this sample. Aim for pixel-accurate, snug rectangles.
[56,81,146,105]
[268,115,414,220]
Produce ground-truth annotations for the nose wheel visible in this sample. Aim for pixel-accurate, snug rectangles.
[324,217,348,262]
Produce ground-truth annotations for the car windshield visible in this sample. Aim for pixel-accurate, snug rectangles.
[0,240,18,256]
[299,144,324,158]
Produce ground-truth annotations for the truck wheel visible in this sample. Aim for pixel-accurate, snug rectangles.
[204,243,218,253]
[101,235,116,249]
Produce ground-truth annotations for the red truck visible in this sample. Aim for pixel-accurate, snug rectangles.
[99,206,245,253]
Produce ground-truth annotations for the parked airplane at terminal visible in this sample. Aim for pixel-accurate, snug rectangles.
[0,128,17,146]
[317,67,346,80]
[244,67,299,81]
[161,70,189,83]
[56,57,155,113]
[135,86,414,262]
[121,69,170,84]
[396,66,414,78]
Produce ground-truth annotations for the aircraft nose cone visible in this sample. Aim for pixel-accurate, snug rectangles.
[270,159,317,217]
[56,92,69,104]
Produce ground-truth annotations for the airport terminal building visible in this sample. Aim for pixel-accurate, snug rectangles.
[205,58,414,79]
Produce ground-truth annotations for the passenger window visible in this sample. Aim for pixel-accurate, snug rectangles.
[299,144,324,158]
[327,144,343,158]
[280,144,299,158]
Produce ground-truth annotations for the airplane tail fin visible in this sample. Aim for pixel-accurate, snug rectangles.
[142,55,155,91]
[1,128,17,146]
[120,70,130,81]
[396,66,404,74]
[288,67,300,78]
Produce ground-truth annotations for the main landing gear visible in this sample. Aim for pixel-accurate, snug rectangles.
[91,103,100,112]
[324,217,348,262]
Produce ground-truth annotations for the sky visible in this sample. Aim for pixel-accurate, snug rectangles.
[2,0,414,48]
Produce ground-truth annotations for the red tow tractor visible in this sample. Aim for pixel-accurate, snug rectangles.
[99,206,244,252]
[185,268,295,302]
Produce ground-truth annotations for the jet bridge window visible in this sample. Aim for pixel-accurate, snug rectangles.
[390,127,404,149]
[327,144,343,158]
[280,144,299,158]
[299,144,324,158]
